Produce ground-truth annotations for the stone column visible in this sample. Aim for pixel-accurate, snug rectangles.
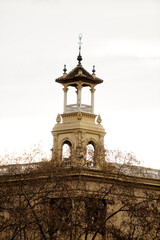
[90,87,96,113]
[76,89,78,110]
[77,85,82,111]
[63,86,68,113]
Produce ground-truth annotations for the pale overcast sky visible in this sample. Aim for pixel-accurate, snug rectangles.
[0,0,160,168]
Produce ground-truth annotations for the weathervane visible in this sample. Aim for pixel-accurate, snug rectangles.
[77,33,83,66]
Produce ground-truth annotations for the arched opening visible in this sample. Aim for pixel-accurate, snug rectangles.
[86,142,95,167]
[62,141,72,167]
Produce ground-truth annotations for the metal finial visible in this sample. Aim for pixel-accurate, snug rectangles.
[63,64,67,74]
[78,33,82,55]
[92,65,96,75]
[77,33,83,66]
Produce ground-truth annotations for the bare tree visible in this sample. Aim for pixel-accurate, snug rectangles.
[0,147,160,240]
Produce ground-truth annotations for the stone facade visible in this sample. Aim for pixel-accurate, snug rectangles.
[0,43,160,240]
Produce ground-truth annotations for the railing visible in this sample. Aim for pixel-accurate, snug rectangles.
[86,161,95,168]
[81,104,92,113]
[0,162,40,175]
[66,104,77,113]
[66,104,92,113]
[63,158,71,168]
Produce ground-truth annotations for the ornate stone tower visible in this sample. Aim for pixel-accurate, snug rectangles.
[51,35,106,169]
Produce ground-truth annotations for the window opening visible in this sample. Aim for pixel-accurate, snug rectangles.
[86,142,95,167]
[81,86,91,105]
[50,197,106,237]
[62,141,72,167]
[85,198,106,236]
[50,198,72,234]
[67,86,77,105]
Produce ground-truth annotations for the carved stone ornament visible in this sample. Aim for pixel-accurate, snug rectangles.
[97,114,102,124]
[77,111,82,120]
[56,114,61,123]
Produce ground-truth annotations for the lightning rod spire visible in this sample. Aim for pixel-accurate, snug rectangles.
[77,33,83,66]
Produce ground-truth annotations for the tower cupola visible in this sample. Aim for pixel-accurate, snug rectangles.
[56,64,103,114]
[56,34,103,114]
[51,35,106,169]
